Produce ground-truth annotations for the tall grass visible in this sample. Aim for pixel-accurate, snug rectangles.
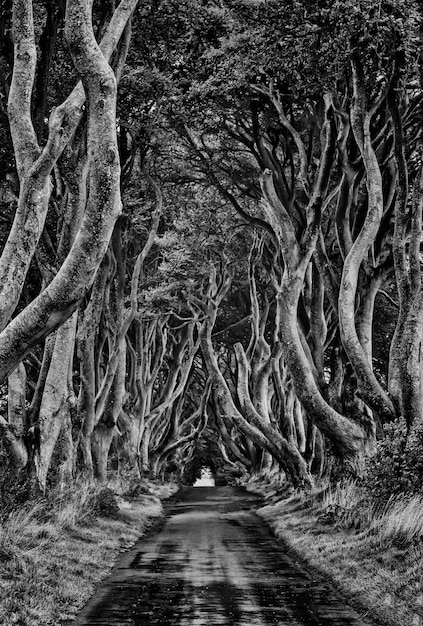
[0,481,101,566]
[0,476,171,565]
[51,480,98,529]
[0,499,50,556]
[317,479,423,545]
[371,495,423,545]
[311,479,368,528]
[320,478,362,510]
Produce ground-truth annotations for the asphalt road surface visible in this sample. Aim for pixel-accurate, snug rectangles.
[72,486,373,626]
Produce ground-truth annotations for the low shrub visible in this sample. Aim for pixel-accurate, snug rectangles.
[123,480,153,499]
[91,488,120,518]
[364,419,423,505]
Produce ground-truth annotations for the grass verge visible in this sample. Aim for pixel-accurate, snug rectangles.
[0,478,178,626]
[246,476,423,626]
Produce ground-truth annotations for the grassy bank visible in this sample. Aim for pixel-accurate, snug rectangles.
[0,479,178,626]
[247,476,423,626]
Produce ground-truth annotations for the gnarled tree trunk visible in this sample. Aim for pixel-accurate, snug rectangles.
[0,0,137,383]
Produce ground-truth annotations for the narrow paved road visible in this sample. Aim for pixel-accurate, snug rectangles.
[72,486,372,626]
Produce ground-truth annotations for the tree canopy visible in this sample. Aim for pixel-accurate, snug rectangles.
[0,0,422,492]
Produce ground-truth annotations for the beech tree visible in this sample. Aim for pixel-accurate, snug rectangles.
[146,0,422,482]
[0,0,138,487]
[1,0,423,492]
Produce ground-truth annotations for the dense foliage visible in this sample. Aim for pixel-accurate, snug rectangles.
[365,421,423,504]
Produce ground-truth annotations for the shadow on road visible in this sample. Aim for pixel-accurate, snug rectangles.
[70,486,373,626]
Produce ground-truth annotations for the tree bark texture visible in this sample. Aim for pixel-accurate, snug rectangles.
[0,362,28,469]
[35,313,77,490]
[338,60,396,420]
[0,0,137,381]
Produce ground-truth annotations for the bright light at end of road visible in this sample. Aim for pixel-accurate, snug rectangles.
[193,467,216,486]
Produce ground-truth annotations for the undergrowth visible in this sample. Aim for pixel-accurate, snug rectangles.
[0,477,175,626]
[314,478,423,546]
[247,420,423,626]
[250,477,423,626]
